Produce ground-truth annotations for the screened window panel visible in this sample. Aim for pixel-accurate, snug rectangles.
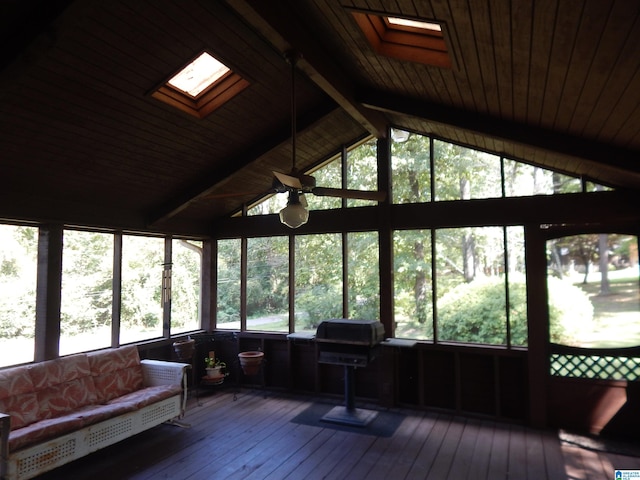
[546,234,640,349]
[120,235,164,343]
[246,236,289,332]
[435,227,507,345]
[348,232,380,320]
[346,138,378,208]
[60,230,114,354]
[294,234,342,333]
[171,240,202,334]
[393,229,433,340]
[503,159,582,196]
[0,224,38,367]
[217,239,242,329]
[434,140,501,201]
[391,132,431,204]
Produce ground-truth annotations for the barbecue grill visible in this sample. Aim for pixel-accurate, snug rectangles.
[315,319,385,427]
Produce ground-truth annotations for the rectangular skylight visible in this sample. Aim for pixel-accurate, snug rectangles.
[167,52,230,98]
[352,12,451,68]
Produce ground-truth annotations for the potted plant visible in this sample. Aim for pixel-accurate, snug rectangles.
[172,337,195,361]
[204,352,227,381]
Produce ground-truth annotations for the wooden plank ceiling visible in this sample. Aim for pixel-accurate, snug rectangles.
[0,0,639,236]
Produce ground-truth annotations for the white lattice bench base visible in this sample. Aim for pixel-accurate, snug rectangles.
[5,395,181,480]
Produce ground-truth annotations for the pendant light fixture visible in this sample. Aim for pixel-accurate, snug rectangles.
[279,52,309,228]
[279,190,309,228]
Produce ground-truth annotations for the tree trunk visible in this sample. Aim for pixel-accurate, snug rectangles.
[462,231,475,283]
[413,240,428,324]
[599,234,610,294]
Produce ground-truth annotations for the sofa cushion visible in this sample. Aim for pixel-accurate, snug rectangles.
[88,345,144,403]
[73,402,138,428]
[8,414,85,452]
[0,366,39,430]
[107,384,182,410]
[28,353,92,389]
[28,354,99,421]
[37,377,100,420]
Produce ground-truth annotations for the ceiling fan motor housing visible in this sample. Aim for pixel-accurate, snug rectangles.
[300,174,316,190]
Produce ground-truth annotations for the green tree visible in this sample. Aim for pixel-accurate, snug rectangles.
[433,140,501,201]
[391,134,432,324]
[348,232,379,320]
[217,239,241,324]
[391,132,431,204]
[61,231,113,335]
[394,229,433,333]
[0,225,38,339]
[347,138,378,208]
[295,234,342,330]
[171,240,202,332]
[247,236,288,319]
[120,236,163,331]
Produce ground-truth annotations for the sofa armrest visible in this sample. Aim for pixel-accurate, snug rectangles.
[140,360,190,417]
[1,412,9,480]
[140,359,189,387]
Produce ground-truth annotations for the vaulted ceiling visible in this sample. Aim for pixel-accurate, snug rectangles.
[1,0,639,236]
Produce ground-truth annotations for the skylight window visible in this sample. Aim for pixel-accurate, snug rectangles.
[352,12,452,68]
[167,52,230,98]
[151,51,249,119]
[386,17,441,32]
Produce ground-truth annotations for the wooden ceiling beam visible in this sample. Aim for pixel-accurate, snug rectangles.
[212,189,640,239]
[227,0,389,139]
[360,89,640,185]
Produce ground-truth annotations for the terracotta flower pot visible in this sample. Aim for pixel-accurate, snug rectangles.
[172,338,195,361]
[238,351,264,376]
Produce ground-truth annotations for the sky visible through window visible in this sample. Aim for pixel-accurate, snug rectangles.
[168,52,229,97]
[387,17,441,32]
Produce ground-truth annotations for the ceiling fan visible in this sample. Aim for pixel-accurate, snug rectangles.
[273,168,386,228]
[274,52,387,228]
[204,52,387,227]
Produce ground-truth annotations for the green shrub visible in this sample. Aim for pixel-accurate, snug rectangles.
[217,306,239,324]
[296,285,342,330]
[437,277,592,345]
[547,276,593,344]
[438,278,514,344]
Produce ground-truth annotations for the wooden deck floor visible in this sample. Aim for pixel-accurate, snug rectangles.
[36,389,640,480]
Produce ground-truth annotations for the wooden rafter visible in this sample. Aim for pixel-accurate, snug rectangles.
[227,0,389,139]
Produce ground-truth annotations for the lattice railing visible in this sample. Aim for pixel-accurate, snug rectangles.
[550,344,640,382]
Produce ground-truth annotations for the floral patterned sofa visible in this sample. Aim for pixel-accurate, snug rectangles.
[0,345,188,480]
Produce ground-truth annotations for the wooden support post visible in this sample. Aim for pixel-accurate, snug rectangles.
[377,135,394,338]
[35,224,63,361]
[0,413,9,480]
[202,240,216,331]
[525,224,549,428]
[111,233,122,347]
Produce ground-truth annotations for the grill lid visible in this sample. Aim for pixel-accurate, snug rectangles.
[315,319,385,346]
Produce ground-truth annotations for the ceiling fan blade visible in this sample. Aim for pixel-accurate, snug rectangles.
[203,190,270,199]
[273,171,302,189]
[312,187,387,202]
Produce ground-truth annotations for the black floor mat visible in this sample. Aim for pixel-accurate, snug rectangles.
[290,402,405,437]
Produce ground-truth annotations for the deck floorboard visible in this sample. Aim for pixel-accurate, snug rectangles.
[33,389,640,480]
